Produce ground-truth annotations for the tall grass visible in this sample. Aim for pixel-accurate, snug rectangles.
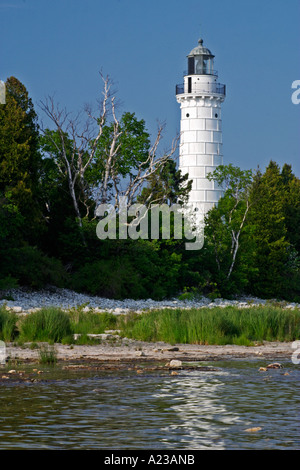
[1,304,299,346]
[69,310,117,335]
[19,307,72,343]
[38,344,57,364]
[119,306,300,345]
[0,305,17,341]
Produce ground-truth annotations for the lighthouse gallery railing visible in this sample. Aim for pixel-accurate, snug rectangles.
[176,83,226,96]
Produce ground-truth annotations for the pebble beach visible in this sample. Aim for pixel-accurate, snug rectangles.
[1,286,300,315]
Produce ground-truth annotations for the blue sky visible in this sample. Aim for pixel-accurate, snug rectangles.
[1,0,299,175]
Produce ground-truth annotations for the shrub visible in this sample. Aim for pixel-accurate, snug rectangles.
[72,258,147,299]
[0,246,68,289]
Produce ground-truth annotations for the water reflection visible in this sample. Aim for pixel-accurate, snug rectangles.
[0,361,299,449]
[154,370,241,449]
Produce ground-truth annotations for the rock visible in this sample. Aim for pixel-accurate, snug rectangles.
[1,287,298,316]
[170,371,178,376]
[267,363,282,369]
[259,367,267,372]
[91,334,114,340]
[135,351,146,357]
[11,306,22,313]
[245,427,262,432]
[8,369,16,374]
[169,359,182,368]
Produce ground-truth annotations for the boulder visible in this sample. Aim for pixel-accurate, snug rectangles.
[169,359,182,368]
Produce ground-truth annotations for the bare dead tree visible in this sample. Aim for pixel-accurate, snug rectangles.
[227,198,251,279]
[39,73,179,243]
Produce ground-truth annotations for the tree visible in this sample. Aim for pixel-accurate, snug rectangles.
[0,76,42,246]
[205,164,254,287]
[138,159,192,206]
[248,161,300,299]
[39,74,178,241]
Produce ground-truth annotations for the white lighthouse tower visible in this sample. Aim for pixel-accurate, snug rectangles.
[176,38,226,219]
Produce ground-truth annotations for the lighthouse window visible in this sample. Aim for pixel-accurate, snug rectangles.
[188,57,194,75]
[215,113,218,118]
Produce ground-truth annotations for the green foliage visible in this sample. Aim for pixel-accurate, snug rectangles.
[71,241,183,300]
[90,112,150,180]
[247,161,300,300]
[69,309,117,335]
[0,77,43,245]
[19,307,72,342]
[119,306,300,345]
[0,75,299,303]
[204,164,255,295]
[178,286,203,301]
[0,275,19,292]
[72,258,145,299]
[138,159,192,206]
[0,246,68,289]
[0,305,17,341]
[38,344,57,364]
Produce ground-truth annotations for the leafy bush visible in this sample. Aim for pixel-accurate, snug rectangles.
[0,275,19,291]
[0,246,69,289]
[72,258,146,299]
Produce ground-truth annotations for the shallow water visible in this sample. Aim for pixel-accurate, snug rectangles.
[0,359,299,450]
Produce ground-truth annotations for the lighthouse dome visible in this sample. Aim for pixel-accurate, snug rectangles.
[188,39,214,58]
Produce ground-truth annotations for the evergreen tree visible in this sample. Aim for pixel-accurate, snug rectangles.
[0,77,43,246]
[248,161,300,300]
[138,159,192,206]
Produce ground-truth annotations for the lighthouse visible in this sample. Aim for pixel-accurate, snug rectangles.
[176,38,226,219]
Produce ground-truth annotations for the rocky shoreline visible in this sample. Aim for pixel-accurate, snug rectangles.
[1,286,300,315]
[5,337,296,366]
[1,287,298,368]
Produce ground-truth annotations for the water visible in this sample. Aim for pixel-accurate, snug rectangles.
[0,359,299,450]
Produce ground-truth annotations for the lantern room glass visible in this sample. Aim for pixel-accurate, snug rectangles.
[194,56,214,75]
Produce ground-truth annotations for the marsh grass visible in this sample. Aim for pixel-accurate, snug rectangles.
[69,310,117,335]
[118,306,300,345]
[0,305,17,341]
[1,304,299,346]
[38,344,57,364]
[19,307,72,343]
